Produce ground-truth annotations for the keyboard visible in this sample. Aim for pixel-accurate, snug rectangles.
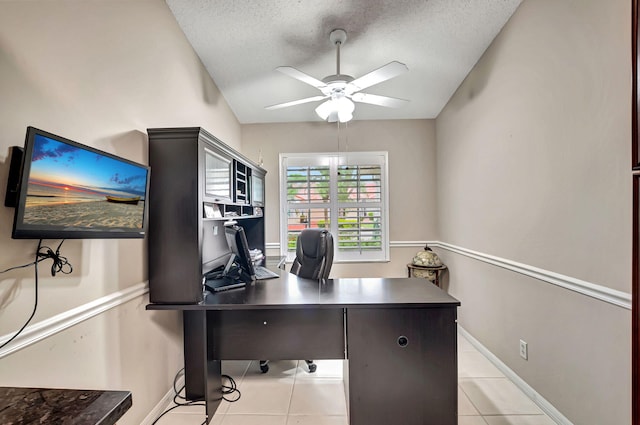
[254,265,279,280]
[211,282,245,292]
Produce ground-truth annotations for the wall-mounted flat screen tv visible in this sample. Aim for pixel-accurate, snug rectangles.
[10,127,150,239]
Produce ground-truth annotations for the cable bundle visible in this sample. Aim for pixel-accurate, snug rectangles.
[0,239,72,351]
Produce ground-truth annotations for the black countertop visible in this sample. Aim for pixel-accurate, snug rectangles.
[0,387,132,425]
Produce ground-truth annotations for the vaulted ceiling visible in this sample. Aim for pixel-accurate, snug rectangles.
[166,0,522,123]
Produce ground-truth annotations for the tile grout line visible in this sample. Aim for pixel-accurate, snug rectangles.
[285,360,300,420]
[457,332,493,422]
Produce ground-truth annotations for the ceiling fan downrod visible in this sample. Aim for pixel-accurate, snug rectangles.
[329,29,347,76]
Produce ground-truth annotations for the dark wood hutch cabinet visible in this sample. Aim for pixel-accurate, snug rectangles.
[147,127,266,305]
[147,127,267,399]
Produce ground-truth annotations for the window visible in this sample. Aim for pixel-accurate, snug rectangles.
[280,152,389,262]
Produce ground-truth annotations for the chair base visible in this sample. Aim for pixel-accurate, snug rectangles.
[259,360,316,373]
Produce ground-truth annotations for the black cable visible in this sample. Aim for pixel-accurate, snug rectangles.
[151,368,241,424]
[0,239,42,351]
[0,260,39,274]
[37,239,72,276]
[0,240,73,351]
[221,374,241,402]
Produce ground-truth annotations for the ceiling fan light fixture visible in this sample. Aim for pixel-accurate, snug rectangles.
[316,97,354,123]
[315,100,333,121]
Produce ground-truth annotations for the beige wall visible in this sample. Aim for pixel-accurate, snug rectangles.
[436,0,631,423]
[0,1,240,424]
[242,119,438,277]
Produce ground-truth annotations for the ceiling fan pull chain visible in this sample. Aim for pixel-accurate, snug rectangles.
[345,121,349,154]
[336,120,341,157]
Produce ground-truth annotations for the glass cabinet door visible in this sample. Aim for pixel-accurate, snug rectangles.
[204,147,232,201]
[252,173,265,206]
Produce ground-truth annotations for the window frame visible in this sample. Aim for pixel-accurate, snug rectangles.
[279,152,390,263]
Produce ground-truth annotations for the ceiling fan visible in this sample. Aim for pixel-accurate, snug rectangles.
[265,29,409,123]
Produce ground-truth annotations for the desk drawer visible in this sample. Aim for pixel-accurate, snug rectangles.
[209,309,345,360]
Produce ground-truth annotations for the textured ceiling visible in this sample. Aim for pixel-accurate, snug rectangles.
[166,0,522,124]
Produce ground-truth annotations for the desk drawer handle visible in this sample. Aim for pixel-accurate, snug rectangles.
[397,336,409,348]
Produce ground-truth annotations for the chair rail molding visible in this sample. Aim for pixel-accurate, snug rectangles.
[0,282,149,358]
[430,241,631,310]
[261,241,630,308]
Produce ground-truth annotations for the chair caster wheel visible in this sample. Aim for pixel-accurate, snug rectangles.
[308,363,317,373]
[260,363,269,373]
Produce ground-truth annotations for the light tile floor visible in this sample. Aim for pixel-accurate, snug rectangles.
[154,331,557,425]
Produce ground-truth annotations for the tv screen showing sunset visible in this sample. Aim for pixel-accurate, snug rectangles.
[22,133,149,230]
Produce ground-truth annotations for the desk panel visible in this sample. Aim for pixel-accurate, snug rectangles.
[209,308,345,359]
[347,307,457,425]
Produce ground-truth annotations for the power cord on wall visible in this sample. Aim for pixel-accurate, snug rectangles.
[0,239,72,351]
[151,368,241,425]
[37,239,72,277]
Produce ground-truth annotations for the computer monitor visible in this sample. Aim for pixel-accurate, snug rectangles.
[224,224,256,282]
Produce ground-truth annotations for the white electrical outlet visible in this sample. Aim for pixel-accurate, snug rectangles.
[519,339,528,360]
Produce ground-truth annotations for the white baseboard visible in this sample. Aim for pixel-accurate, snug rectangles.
[458,326,573,425]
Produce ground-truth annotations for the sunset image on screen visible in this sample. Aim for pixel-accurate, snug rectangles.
[22,134,148,229]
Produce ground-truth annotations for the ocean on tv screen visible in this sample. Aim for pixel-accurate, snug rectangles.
[23,134,148,229]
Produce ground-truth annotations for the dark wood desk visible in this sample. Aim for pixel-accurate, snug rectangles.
[147,271,460,425]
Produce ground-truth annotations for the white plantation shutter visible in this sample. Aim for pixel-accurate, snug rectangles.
[280,153,389,262]
[336,165,383,253]
[284,164,331,253]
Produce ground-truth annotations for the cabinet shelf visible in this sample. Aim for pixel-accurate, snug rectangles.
[203,215,262,222]
[203,201,262,220]
[234,161,250,204]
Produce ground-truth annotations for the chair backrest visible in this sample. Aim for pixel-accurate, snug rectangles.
[290,228,334,280]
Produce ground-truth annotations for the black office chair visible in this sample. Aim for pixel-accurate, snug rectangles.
[290,228,334,280]
[259,228,334,374]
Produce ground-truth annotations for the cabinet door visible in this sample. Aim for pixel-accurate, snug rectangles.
[251,172,265,207]
[203,146,232,202]
[347,307,457,425]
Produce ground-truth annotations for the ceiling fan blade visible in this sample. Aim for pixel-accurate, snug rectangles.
[265,95,328,110]
[347,61,409,93]
[351,92,408,108]
[276,66,327,89]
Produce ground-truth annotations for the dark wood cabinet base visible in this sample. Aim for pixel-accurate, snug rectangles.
[347,307,457,425]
